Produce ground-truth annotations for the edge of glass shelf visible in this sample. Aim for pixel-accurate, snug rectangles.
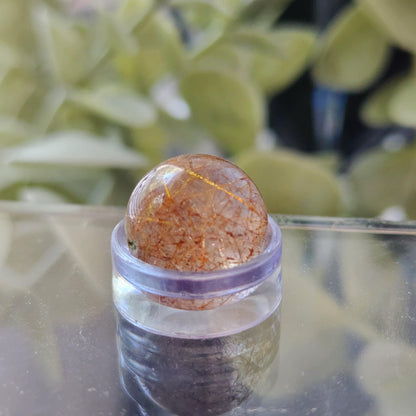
[274,214,416,235]
[0,200,415,235]
[0,200,125,220]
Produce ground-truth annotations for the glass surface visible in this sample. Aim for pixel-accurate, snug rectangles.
[0,201,415,416]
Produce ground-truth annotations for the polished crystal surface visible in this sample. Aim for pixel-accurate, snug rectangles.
[125,154,268,272]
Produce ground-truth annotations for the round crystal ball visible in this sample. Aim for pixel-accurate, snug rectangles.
[126,153,268,270]
[125,154,268,310]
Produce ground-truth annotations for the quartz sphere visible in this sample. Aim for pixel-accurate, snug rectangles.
[125,154,268,272]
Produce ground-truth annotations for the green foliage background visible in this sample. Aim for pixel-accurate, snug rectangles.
[0,0,416,219]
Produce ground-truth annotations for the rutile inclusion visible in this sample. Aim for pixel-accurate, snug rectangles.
[125,154,268,310]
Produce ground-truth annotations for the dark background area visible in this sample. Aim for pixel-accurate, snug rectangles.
[268,0,413,162]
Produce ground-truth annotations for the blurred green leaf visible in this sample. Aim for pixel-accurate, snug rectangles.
[193,42,246,73]
[180,69,263,154]
[99,171,137,206]
[32,5,91,85]
[312,151,340,173]
[47,102,101,133]
[313,4,390,91]
[360,74,407,127]
[245,26,316,93]
[100,10,137,52]
[0,164,105,203]
[3,130,148,169]
[0,0,35,51]
[69,85,156,128]
[157,111,221,155]
[0,41,33,72]
[168,2,230,61]
[18,186,68,204]
[84,173,118,205]
[234,150,344,215]
[234,0,293,27]
[0,68,37,117]
[195,26,315,94]
[406,187,416,219]
[389,78,416,128]
[356,340,416,416]
[130,124,168,165]
[91,9,138,63]
[0,117,33,147]
[171,0,229,15]
[115,14,183,91]
[117,0,154,32]
[31,87,67,134]
[226,26,288,55]
[171,0,231,29]
[360,0,416,54]
[348,143,416,219]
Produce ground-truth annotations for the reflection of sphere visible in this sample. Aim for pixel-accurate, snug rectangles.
[118,306,280,416]
[125,154,268,272]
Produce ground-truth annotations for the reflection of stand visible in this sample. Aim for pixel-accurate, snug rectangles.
[119,353,170,416]
[116,306,281,416]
